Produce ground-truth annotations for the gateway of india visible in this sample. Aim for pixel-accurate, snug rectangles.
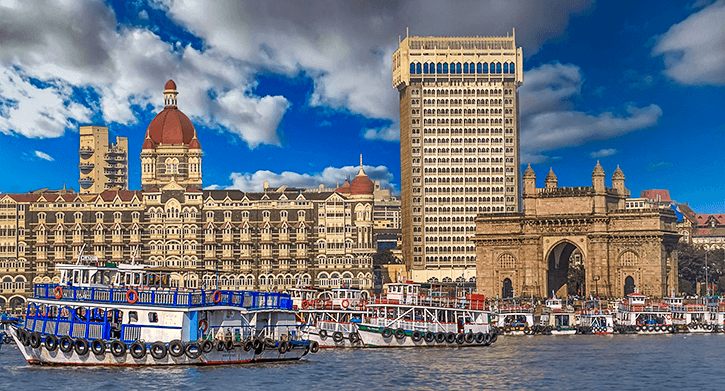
[474,163,680,299]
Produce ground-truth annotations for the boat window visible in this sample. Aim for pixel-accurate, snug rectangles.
[128,311,138,323]
[148,312,158,323]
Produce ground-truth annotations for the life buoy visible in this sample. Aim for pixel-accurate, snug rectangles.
[666,314,672,320]
[594,310,600,315]
[126,289,138,304]
[54,286,63,299]
[341,299,350,309]
[212,290,222,304]
[199,319,209,333]
[302,300,309,309]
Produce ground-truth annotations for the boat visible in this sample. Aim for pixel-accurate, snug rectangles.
[538,296,577,335]
[577,299,615,335]
[355,282,496,347]
[9,262,318,366]
[615,292,674,334]
[704,296,725,333]
[290,287,368,348]
[1,313,21,350]
[493,298,536,335]
[668,296,718,333]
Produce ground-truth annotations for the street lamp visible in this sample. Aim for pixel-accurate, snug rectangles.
[593,275,600,298]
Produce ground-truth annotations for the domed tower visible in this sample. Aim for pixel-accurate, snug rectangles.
[544,167,558,189]
[349,155,374,249]
[140,80,203,190]
[612,165,627,209]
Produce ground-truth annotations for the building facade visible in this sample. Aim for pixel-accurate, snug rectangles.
[474,163,680,299]
[78,126,128,193]
[0,80,375,313]
[393,32,524,283]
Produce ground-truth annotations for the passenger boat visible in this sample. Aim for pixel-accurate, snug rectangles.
[578,299,615,335]
[10,262,317,366]
[1,313,20,350]
[615,292,674,334]
[668,296,718,333]
[356,282,496,347]
[493,298,536,335]
[289,287,367,348]
[704,296,725,332]
[538,296,577,335]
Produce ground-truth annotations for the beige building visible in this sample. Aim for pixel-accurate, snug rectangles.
[78,126,128,193]
[393,32,524,284]
[474,163,680,299]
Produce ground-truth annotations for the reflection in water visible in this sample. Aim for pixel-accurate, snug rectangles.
[1,334,723,390]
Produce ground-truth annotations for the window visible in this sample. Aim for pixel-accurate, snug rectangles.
[148,312,158,323]
[128,311,138,323]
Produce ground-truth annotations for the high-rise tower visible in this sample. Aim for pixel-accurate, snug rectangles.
[78,126,128,194]
[393,31,523,283]
[140,80,203,190]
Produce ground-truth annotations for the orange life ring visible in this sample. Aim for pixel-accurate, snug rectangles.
[199,319,209,332]
[594,310,600,315]
[54,286,63,299]
[302,300,309,309]
[212,290,222,304]
[341,299,350,309]
[126,289,138,304]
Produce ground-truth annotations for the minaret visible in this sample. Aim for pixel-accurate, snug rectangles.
[522,164,537,216]
[592,161,606,213]
[544,167,558,189]
[612,165,627,209]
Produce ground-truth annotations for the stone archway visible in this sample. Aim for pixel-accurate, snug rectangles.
[546,241,585,298]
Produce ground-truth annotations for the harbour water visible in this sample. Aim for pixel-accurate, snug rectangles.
[1,334,724,390]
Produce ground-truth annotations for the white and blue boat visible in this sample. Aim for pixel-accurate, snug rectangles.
[10,262,318,366]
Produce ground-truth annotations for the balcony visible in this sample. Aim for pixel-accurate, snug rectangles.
[78,147,94,159]
[79,163,94,174]
[78,177,94,189]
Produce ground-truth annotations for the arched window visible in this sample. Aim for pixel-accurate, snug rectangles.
[429,62,435,74]
[443,63,448,74]
[503,63,509,74]
[477,63,483,73]
[410,62,416,74]
[483,63,488,74]
[437,63,443,74]
[499,253,516,269]
[509,62,515,74]
[496,63,502,74]
[455,63,462,74]
[416,63,422,74]
[463,63,469,74]
[423,63,429,74]
[620,251,638,266]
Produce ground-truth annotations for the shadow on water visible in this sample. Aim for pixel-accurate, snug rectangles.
[2,335,724,390]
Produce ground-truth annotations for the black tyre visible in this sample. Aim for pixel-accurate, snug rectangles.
[129,341,146,359]
[278,342,287,354]
[424,332,435,343]
[318,329,328,340]
[381,328,393,339]
[489,332,498,343]
[225,339,234,351]
[110,339,126,357]
[168,339,185,357]
[59,336,74,353]
[475,332,485,344]
[455,333,465,344]
[185,341,201,359]
[309,341,319,353]
[253,338,264,354]
[150,342,167,360]
[29,332,42,349]
[332,331,344,343]
[435,332,446,343]
[465,333,474,343]
[244,340,253,351]
[411,330,423,342]
[20,329,30,346]
[216,339,225,351]
[91,339,105,355]
[2,334,10,344]
[394,328,406,340]
[45,334,59,352]
[446,332,456,344]
[348,332,360,343]
[201,339,214,353]
[74,338,90,356]
[555,325,562,332]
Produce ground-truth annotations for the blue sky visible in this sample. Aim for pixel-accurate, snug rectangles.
[0,0,723,213]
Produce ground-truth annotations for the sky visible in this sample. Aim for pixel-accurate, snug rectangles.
[0,0,723,213]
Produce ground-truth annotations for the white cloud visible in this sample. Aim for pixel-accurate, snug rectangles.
[34,150,55,161]
[218,164,396,193]
[518,62,662,163]
[363,120,399,142]
[652,0,725,85]
[590,148,618,158]
[646,161,673,171]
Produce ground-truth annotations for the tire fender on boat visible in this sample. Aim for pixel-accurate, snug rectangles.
[90,339,105,355]
[45,334,59,352]
[150,341,168,360]
[332,331,344,343]
[129,341,146,359]
[185,341,202,359]
[309,341,320,353]
[110,339,126,357]
[168,339,185,357]
[74,338,90,356]
[394,328,406,340]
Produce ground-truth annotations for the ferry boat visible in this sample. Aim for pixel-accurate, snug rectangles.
[578,299,615,335]
[538,296,577,335]
[615,292,674,334]
[289,287,367,348]
[355,283,496,347]
[704,296,725,332]
[668,296,718,333]
[10,262,317,366]
[493,298,536,335]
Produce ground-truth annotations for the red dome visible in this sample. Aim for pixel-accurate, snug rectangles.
[146,107,196,146]
[336,180,351,194]
[188,138,201,150]
[350,173,373,195]
[165,79,176,90]
[142,137,155,150]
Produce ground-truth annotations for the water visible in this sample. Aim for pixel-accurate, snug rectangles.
[1,334,723,390]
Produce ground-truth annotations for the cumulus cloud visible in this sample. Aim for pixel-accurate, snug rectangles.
[590,148,618,158]
[215,164,396,193]
[34,150,55,161]
[652,0,725,85]
[518,62,662,163]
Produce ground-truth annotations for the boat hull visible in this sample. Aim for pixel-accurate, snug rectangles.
[302,327,364,349]
[356,325,495,348]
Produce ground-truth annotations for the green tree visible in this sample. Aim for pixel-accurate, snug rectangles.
[373,249,400,265]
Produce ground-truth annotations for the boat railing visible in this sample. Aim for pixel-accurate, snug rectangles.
[318,320,355,333]
[34,284,293,311]
[366,316,457,333]
[618,303,671,313]
[497,306,534,314]
[370,294,490,311]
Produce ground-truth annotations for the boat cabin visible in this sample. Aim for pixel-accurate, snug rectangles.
[384,283,420,305]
